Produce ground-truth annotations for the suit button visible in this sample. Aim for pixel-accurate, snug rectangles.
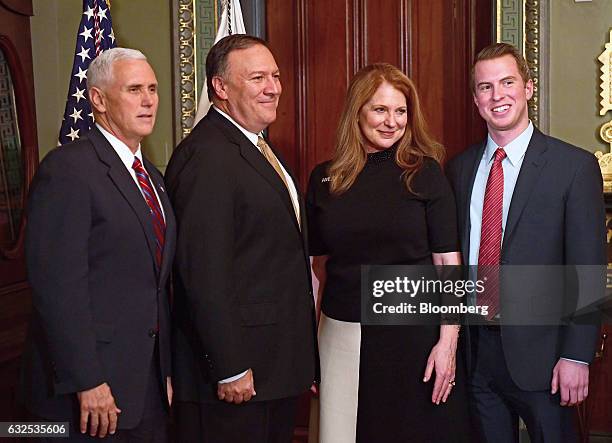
[148,329,157,338]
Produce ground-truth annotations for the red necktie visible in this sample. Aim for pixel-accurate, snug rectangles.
[132,157,166,268]
[478,147,506,320]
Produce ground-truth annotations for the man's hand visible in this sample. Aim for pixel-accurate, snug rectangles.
[77,382,121,437]
[551,359,589,406]
[166,377,173,406]
[217,368,256,404]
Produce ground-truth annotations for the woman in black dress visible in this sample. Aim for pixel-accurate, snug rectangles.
[307,63,472,442]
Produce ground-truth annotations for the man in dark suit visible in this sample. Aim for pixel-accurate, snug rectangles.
[165,35,317,443]
[447,43,605,442]
[21,48,176,441]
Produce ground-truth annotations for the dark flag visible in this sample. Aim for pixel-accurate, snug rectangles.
[58,0,115,146]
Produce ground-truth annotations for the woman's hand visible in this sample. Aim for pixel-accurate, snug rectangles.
[423,325,459,404]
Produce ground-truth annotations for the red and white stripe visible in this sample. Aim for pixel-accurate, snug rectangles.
[478,147,506,320]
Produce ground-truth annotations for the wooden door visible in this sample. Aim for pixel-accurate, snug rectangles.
[0,0,38,422]
[266,0,492,190]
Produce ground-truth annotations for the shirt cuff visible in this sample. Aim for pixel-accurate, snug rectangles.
[561,357,589,366]
[218,370,249,384]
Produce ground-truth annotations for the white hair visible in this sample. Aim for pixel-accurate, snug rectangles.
[87,47,147,90]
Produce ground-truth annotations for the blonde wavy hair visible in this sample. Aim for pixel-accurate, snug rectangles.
[328,63,443,195]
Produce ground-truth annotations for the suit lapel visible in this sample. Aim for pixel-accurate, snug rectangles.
[88,127,159,274]
[501,129,548,252]
[462,142,486,261]
[209,110,301,232]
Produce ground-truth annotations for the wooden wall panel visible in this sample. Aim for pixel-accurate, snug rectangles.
[267,0,491,189]
[0,0,35,422]
[467,0,492,149]
[303,0,353,189]
[268,0,354,189]
[266,0,297,168]
[360,0,407,69]
[410,1,447,150]
[588,326,611,434]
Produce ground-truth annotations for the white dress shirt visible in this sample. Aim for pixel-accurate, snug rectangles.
[96,123,165,221]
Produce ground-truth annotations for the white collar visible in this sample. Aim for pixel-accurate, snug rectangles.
[96,123,143,168]
[485,121,533,167]
[213,106,263,146]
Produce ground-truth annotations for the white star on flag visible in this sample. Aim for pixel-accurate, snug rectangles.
[74,67,87,83]
[72,87,86,103]
[109,28,115,44]
[67,127,80,141]
[80,26,93,42]
[98,7,108,21]
[83,6,94,20]
[77,46,91,62]
[69,108,83,123]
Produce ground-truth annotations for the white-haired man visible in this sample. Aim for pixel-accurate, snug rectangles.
[20,47,176,442]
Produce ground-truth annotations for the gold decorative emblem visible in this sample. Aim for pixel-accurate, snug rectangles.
[596,30,612,192]
[524,0,540,127]
[600,30,612,116]
[172,0,219,143]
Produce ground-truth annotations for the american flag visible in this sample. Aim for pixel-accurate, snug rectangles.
[58,0,115,146]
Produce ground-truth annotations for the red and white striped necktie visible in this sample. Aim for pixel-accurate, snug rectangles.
[132,157,166,268]
[477,147,506,320]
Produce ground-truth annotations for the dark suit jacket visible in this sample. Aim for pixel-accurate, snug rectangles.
[446,127,605,391]
[20,127,176,428]
[165,108,318,403]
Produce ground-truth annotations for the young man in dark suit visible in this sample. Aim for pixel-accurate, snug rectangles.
[21,48,176,441]
[446,43,605,442]
[165,35,317,443]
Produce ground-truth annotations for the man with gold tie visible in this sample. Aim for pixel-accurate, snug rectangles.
[165,35,318,443]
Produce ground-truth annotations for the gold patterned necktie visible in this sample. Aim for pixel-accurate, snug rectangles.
[257,136,301,228]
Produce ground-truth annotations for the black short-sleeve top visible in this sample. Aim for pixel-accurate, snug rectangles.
[306,146,459,322]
